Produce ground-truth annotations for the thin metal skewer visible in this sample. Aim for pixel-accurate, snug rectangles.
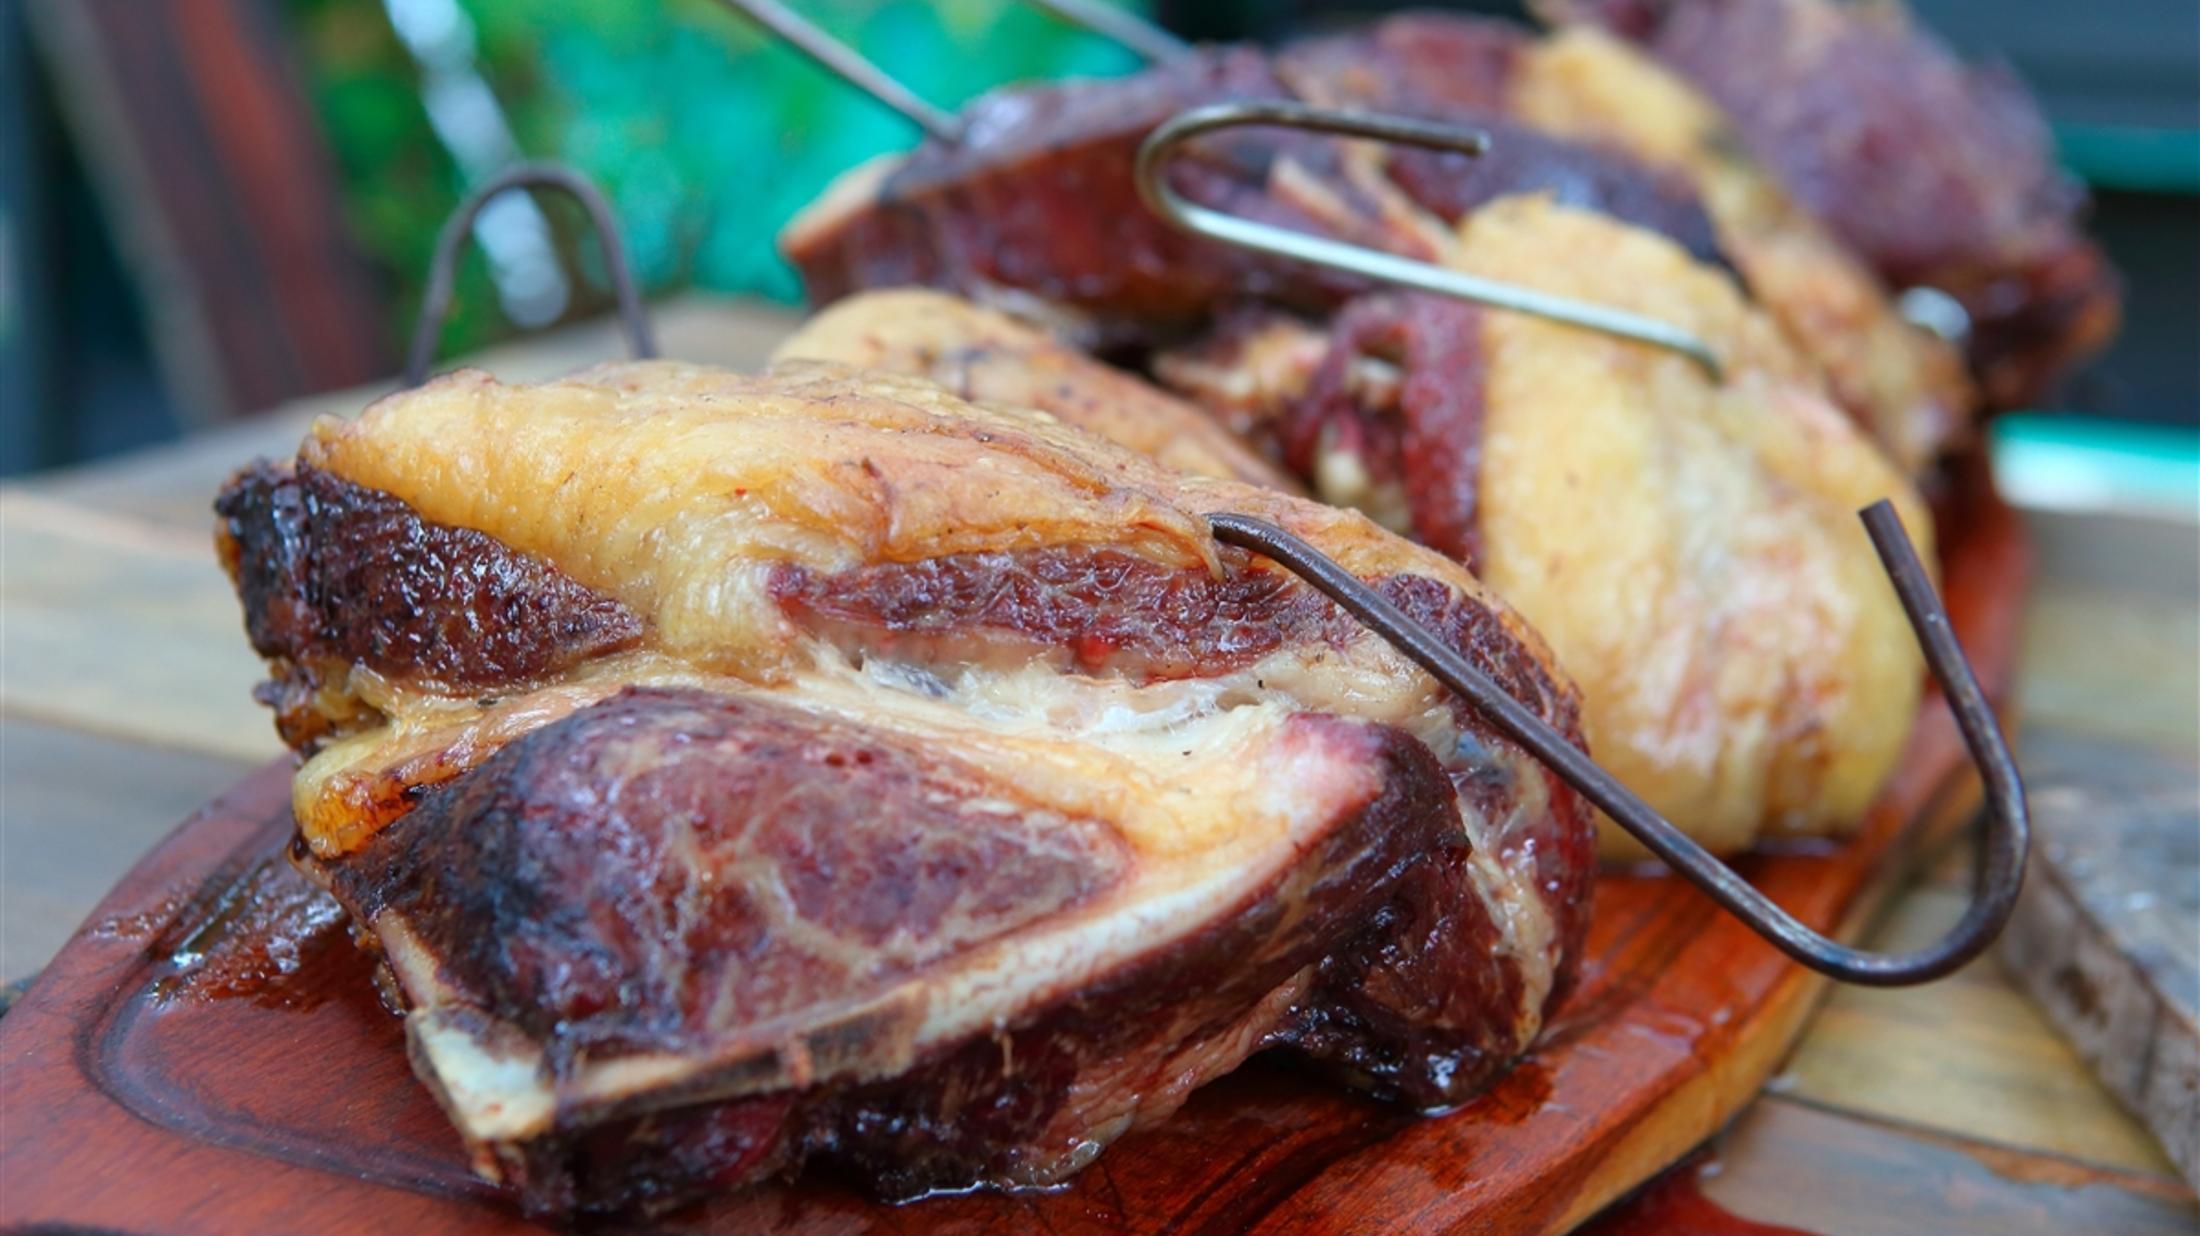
[1211,502,2026,986]
[404,163,656,388]
[711,0,963,142]
[1019,0,1191,64]
[1138,101,1727,380]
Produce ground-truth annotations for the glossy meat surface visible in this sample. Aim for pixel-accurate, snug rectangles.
[1276,15,1737,279]
[1544,0,2120,407]
[220,360,1594,1216]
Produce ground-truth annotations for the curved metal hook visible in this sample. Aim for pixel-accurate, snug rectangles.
[1137,101,1726,381]
[404,163,658,389]
[1209,501,2026,987]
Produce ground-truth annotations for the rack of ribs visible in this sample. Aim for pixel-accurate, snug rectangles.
[214,359,1594,1217]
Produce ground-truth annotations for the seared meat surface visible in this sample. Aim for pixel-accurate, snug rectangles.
[217,361,1593,1217]
[1544,0,2120,407]
[216,463,642,754]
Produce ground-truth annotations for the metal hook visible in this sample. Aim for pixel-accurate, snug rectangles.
[405,163,657,389]
[1138,101,1727,380]
[1209,501,2026,987]
[710,0,963,142]
[1018,0,1191,65]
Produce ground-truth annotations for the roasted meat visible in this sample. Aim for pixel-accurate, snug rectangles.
[772,288,1296,489]
[779,13,1971,471]
[1158,198,1932,857]
[761,273,1932,857]
[215,360,1594,1217]
[1278,13,1973,472]
[1544,0,2121,407]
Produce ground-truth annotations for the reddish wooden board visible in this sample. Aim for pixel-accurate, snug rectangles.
[0,461,2029,1235]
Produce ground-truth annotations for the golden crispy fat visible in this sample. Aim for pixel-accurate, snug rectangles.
[1448,197,1930,854]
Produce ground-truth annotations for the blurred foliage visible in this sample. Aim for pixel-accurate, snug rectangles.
[284,0,1145,359]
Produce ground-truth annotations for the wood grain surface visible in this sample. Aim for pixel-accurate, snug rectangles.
[0,450,2073,1235]
[1999,731,2200,1191]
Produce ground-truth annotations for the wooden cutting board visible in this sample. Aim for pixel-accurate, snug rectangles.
[1999,729,2200,1191]
[0,460,2029,1235]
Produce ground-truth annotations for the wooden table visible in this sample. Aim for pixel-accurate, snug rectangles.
[4,296,2194,1233]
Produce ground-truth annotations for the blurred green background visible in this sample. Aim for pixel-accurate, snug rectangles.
[288,0,1143,357]
[0,0,2193,492]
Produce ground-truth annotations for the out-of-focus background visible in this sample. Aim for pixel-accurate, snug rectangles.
[0,0,2195,487]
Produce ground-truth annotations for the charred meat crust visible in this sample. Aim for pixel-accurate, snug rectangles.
[790,23,1747,338]
[321,688,1498,1217]
[1380,116,1740,284]
[214,460,642,749]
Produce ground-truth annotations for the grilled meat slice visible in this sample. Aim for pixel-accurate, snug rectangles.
[1543,0,2120,408]
[772,288,1297,489]
[217,360,1593,1217]
[1154,198,1932,857]
[1280,13,1973,472]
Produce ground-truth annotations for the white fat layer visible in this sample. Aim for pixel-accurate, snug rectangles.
[1313,434,1413,538]
[381,919,556,1143]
